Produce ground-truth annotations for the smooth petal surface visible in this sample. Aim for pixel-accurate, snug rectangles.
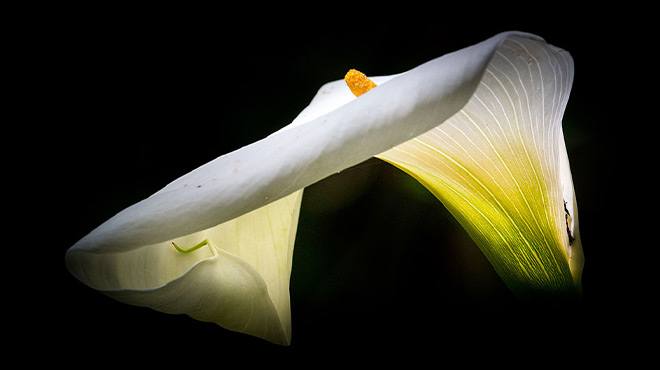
[379,36,583,295]
[67,32,536,255]
[67,31,558,345]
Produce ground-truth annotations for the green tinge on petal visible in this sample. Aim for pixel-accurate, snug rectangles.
[378,37,583,296]
[67,190,303,345]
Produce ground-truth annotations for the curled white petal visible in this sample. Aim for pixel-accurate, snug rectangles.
[66,31,559,343]
[69,31,538,254]
[272,34,584,293]
[378,37,583,293]
[68,190,302,344]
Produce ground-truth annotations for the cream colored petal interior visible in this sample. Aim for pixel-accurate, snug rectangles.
[378,37,582,294]
[67,190,303,344]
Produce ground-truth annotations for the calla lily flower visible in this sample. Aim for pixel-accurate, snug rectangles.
[66,31,582,345]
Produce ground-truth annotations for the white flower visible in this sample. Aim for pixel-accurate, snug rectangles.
[66,31,582,345]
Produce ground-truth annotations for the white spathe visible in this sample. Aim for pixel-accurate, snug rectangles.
[66,31,573,344]
[378,37,583,293]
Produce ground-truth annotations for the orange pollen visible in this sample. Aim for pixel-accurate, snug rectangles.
[344,69,377,97]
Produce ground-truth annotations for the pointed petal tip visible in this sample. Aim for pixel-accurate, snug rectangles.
[65,191,301,345]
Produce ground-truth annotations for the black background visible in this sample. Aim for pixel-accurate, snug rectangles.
[21,6,645,365]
